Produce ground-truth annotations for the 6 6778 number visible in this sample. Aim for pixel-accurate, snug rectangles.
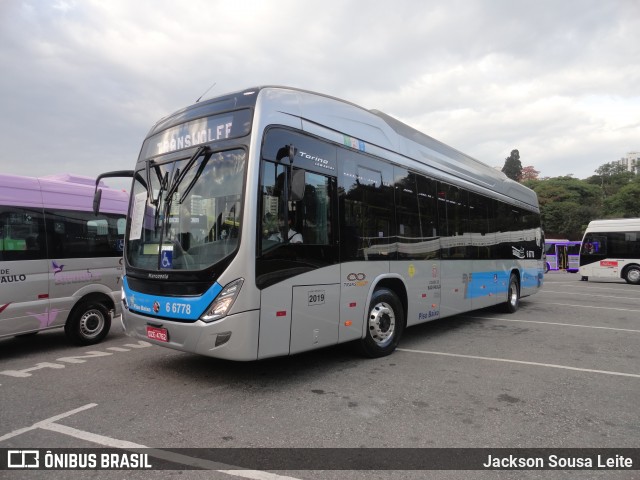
[166,302,191,314]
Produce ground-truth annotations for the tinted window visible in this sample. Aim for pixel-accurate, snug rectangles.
[46,210,125,258]
[339,148,394,261]
[256,130,338,289]
[0,206,46,261]
[437,182,468,259]
[394,169,440,260]
[416,174,439,242]
[468,192,494,259]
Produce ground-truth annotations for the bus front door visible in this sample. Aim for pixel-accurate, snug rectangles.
[558,245,568,270]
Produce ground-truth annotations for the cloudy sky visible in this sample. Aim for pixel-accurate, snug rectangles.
[1,0,638,185]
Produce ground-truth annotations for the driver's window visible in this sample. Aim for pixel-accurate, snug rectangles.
[301,171,332,245]
[260,162,334,252]
[581,235,606,255]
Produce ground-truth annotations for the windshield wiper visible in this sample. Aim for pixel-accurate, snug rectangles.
[153,170,169,231]
[165,145,210,201]
[179,150,212,204]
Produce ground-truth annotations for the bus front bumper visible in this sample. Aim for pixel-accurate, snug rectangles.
[121,309,260,361]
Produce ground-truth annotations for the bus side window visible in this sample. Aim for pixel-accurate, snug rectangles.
[0,207,46,261]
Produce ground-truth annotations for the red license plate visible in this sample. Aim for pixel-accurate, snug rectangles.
[146,326,169,342]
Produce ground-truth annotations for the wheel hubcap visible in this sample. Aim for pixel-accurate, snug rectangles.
[79,310,104,339]
[369,302,396,347]
[628,269,640,283]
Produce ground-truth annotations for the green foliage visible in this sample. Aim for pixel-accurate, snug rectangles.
[604,180,640,217]
[525,164,638,239]
[527,177,602,238]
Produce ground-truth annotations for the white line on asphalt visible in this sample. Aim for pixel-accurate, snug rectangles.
[397,348,640,378]
[464,316,640,333]
[0,404,302,480]
[219,471,306,480]
[0,403,98,442]
[540,291,640,300]
[543,302,640,312]
[41,422,148,449]
[545,282,627,291]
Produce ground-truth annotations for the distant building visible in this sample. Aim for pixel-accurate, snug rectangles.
[613,151,640,173]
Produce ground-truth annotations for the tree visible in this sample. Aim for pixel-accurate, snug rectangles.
[501,149,522,181]
[604,180,640,218]
[586,161,636,200]
[527,176,602,239]
[520,165,540,182]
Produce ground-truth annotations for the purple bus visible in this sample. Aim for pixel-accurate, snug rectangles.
[0,174,128,345]
[544,239,581,273]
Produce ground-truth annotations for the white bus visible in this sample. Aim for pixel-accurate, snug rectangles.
[579,218,640,284]
[0,173,128,345]
[95,86,544,360]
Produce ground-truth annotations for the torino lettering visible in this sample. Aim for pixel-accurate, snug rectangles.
[156,123,232,154]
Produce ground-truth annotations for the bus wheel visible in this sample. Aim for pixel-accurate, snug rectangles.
[65,301,111,346]
[359,288,405,358]
[581,276,588,282]
[624,266,640,285]
[502,274,520,313]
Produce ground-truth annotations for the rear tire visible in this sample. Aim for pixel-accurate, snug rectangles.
[502,273,520,313]
[624,266,640,285]
[65,301,111,346]
[358,288,404,358]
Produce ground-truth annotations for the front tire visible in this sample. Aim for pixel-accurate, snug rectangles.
[65,301,111,346]
[358,288,405,358]
[624,266,640,285]
[502,273,520,313]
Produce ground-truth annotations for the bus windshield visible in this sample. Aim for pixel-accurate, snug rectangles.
[127,148,247,271]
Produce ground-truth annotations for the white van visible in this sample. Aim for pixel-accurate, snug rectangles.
[579,218,640,284]
[0,173,128,345]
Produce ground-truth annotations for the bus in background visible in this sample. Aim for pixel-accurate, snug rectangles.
[95,86,544,361]
[0,173,128,345]
[544,239,581,273]
[579,218,640,285]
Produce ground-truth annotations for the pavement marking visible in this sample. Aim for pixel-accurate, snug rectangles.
[397,348,640,378]
[0,403,97,442]
[41,422,148,449]
[219,471,305,480]
[463,316,640,333]
[544,282,627,290]
[542,302,640,313]
[0,403,303,480]
[540,290,640,301]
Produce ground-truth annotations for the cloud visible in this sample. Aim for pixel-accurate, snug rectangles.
[0,0,638,182]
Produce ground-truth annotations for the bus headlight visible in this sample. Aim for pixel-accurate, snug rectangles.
[201,278,244,323]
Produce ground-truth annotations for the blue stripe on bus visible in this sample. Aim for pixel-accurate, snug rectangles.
[465,269,542,299]
[122,276,223,321]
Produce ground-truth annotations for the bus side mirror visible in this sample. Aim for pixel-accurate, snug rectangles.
[93,189,102,216]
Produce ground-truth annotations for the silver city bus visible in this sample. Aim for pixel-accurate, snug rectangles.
[95,86,544,360]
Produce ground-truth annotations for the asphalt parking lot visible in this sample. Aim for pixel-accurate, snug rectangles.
[1,271,638,479]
